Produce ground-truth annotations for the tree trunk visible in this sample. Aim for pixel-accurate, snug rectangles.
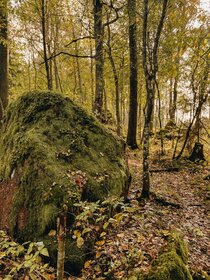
[176,93,208,159]
[41,0,52,90]
[88,13,94,110]
[169,75,178,123]
[107,22,121,135]
[93,0,104,118]
[176,61,209,159]
[141,0,168,198]
[57,205,68,280]
[0,0,8,119]
[142,78,154,197]
[72,27,83,101]
[53,22,59,91]
[189,142,205,162]
[126,0,138,149]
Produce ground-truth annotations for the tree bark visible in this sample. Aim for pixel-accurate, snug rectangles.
[93,0,104,118]
[141,0,168,198]
[57,205,68,280]
[0,0,8,119]
[127,0,138,149]
[189,142,205,162]
[41,0,52,90]
[176,61,209,159]
[169,75,178,123]
[106,21,121,135]
[176,92,208,159]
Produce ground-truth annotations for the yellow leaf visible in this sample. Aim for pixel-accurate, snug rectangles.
[48,229,56,237]
[114,213,124,222]
[77,236,84,248]
[100,232,106,237]
[161,230,170,236]
[137,234,145,243]
[74,230,81,238]
[117,233,124,238]
[82,228,91,235]
[84,260,91,268]
[96,252,102,259]
[95,240,105,246]
[94,265,101,272]
[103,222,109,230]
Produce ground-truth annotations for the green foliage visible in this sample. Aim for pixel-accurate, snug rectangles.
[0,230,51,279]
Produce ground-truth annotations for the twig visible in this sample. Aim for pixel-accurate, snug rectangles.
[65,36,94,47]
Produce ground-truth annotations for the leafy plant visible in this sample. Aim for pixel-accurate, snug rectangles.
[0,230,54,279]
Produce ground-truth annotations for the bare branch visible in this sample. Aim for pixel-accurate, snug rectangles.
[103,2,125,27]
[40,51,95,64]
[65,36,94,47]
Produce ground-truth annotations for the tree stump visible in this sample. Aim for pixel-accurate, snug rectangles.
[189,142,205,162]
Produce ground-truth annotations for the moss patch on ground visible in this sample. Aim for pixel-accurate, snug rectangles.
[0,91,130,273]
[135,233,193,280]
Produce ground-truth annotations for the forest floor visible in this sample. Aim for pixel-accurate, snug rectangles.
[0,146,209,280]
[79,148,210,280]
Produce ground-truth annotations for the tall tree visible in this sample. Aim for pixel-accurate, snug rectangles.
[93,0,104,118]
[141,0,168,198]
[126,0,138,149]
[0,0,8,119]
[41,0,53,90]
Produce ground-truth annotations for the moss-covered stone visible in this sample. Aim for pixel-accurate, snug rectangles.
[134,233,193,280]
[192,271,210,280]
[0,91,130,272]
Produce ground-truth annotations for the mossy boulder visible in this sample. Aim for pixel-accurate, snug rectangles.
[135,233,193,280]
[0,91,130,273]
[157,120,180,140]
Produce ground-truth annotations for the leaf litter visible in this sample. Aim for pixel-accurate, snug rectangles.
[77,150,210,279]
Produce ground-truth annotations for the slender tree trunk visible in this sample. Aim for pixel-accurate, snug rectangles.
[141,0,168,198]
[32,50,37,90]
[87,4,95,110]
[177,62,209,159]
[169,75,178,123]
[53,22,59,90]
[0,0,8,119]
[72,27,83,101]
[127,0,138,149]
[155,80,164,155]
[119,56,125,132]
[107,23,121,135]
[41,0,52,90]
[138,83,142,142]
[169,77,173,121]
[176,93,208,159]
[93,0,104,118]
[90,38,95,110]
[57,205,67,280]
[142,78,154,197]
[73,58,77,98]
[172,75,178,122]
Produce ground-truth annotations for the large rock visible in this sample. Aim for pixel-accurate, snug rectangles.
[0,91,130,273]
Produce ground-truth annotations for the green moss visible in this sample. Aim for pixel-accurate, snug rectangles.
[143,251,192,280]
[167,232,188,264]
[192,270,210,280]
[135,233,192,280]
[0,91,130,271]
